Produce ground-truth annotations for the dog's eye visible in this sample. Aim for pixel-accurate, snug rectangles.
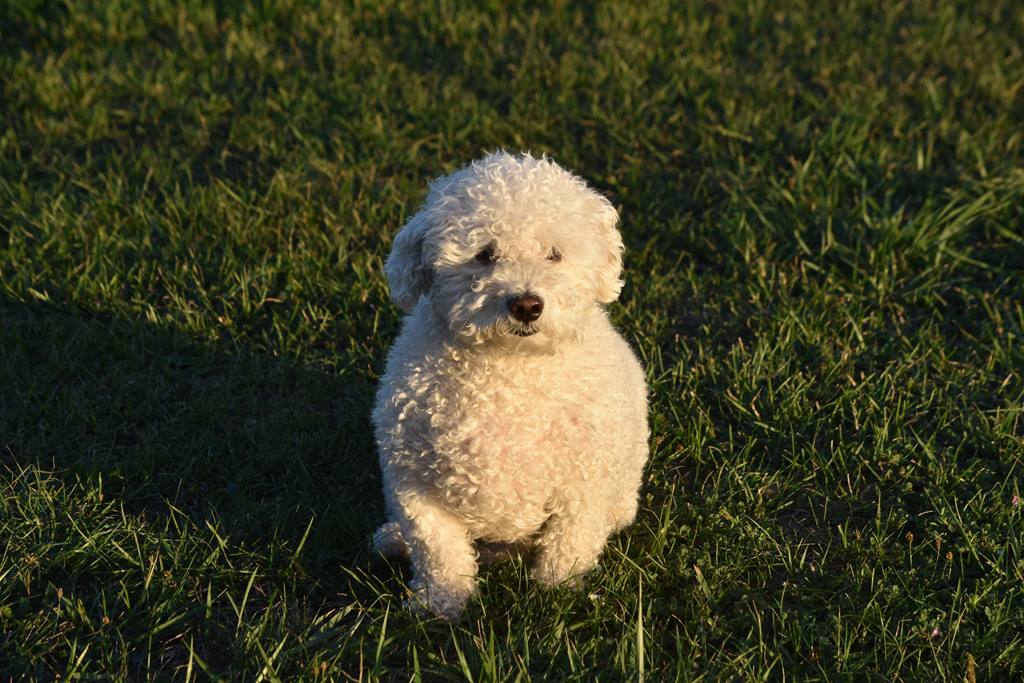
[474,246,497,264]
[547,247,563,263]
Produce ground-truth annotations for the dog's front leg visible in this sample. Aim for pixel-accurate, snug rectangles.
[531,497,611,587]
[393,491,478,619]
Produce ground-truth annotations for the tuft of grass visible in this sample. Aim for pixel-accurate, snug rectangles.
[2,0,1022,679]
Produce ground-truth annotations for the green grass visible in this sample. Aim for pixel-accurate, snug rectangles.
[2,0,1023,679]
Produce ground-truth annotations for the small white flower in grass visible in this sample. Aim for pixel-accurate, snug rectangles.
[930,626,941,639]
[1012,494,1020,507]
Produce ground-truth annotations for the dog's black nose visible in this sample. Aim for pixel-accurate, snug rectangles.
[508,293,544,323]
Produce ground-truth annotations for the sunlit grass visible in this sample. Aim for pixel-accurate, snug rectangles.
[2,0,1022,679]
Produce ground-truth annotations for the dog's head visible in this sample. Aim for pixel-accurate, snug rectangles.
[385,151,623,348]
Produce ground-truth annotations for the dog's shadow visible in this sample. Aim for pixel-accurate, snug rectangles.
[1,296,385,580]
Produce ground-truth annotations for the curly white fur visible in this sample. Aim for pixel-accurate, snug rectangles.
[372,151,649,619]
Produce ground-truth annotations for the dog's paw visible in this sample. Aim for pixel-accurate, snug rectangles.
[530,554,592,589]
[404,582,473,621]
[404,589,468,621]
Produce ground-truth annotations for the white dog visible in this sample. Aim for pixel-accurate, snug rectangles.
[372,151,649,619]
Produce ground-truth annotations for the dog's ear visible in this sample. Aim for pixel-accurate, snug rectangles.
[593,197,625,304]
[385,210,433,313]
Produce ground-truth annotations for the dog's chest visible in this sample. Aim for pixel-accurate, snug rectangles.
[417,356,594,537]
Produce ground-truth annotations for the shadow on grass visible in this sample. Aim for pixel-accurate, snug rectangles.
[0,295,577,677]
[0,295,384,576]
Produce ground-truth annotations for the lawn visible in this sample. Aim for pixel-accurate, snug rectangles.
[2,0,1023,679]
